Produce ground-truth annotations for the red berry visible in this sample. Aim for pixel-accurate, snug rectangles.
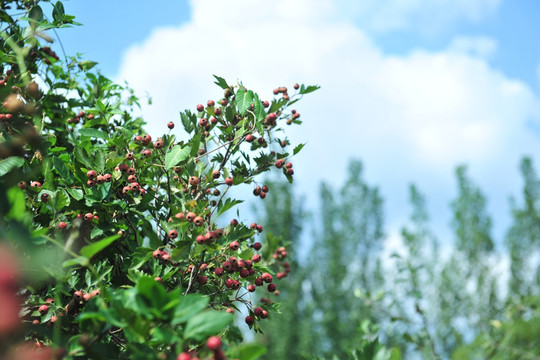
[267,283,277,292]
[57,222,67,230]
[84,213,93,221]
[87,170,97,179]
[246,134,254,142]
[142,134,152,145]
[262,273,273,283]
[177,353,190,360]
[229,241,239,251]
[225,177,233,186]
[214,267,224,276]
[256,225,263,233]
[196,235,206,245]
[294,83,300,90]
[260,192,266,199]
[262,185,269,193]
[17,181,26,189]
[168,229,178,239]
[167,122,174,129]
[254,307,264,317]
[207,336,221,351]
[38,305,49,315]
[207,100,215,107]
[248,284,256,292]
[245,316,255,325]
[253,242,262,250]
[196,104,204,112]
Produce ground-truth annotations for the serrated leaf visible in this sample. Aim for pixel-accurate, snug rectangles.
[299,84,320,95]
[79,128,108,140]
[95,149,105,172]
[66,188,83,200]
[165,145,190,169]
[236,88,254,114]
[74,147,92,168]
[293,143,305,155]
[0,157,24,176]
[53,156,73,184]
[80,234,120,259]
[253,93,265,121]
[213,75,229,89]
[184,310,233,341]
[55,189,70,210]
[217,198,243,217]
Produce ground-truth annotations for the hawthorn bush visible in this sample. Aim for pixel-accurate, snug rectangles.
[0,1,318,359]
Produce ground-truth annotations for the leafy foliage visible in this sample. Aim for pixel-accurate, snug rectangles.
[0,2,317,359]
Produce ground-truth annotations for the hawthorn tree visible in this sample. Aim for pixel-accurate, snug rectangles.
[0,1,318,359]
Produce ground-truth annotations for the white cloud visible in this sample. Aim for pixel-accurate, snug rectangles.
[116,0,540,248]
[335,0,502,34]
[448,36,498,58]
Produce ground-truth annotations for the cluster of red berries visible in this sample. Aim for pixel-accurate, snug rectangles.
[86,169,112,188]
[17,180,41,189]
[67,110,93,125]
[253,184,269,199]
[33,46,60,65]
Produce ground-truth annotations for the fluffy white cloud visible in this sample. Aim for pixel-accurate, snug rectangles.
[335,0,502,33]
[116,0,540,246]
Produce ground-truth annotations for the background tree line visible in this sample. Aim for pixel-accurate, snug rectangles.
[255,157,540,359]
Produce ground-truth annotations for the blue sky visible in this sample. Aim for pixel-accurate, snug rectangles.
[46,0,540,255]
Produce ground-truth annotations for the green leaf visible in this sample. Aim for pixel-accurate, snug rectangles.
[217,198,243,217]
[66,188,83,200]
[52,156,73,184]
[172,294,209,325]
[55,189,70,210]
[79,128,109,140]
[293,143,305,155]
[90,227,104,239]
[52,1,64,22]
[7,187,26,220]
[80,234,120,259]
[0,157,24,176]
[95,149,105,172]
[213,75,229,89]
[299,84,320,95]
[78,60,98,71]
[239,343,267,360]
[236,88,254,114]
[63,256,89,268]
[74,147,92,168]
[184,310,233,341]
[28,5,44,24]
[253,93,266,121]
[165,145,190,169]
